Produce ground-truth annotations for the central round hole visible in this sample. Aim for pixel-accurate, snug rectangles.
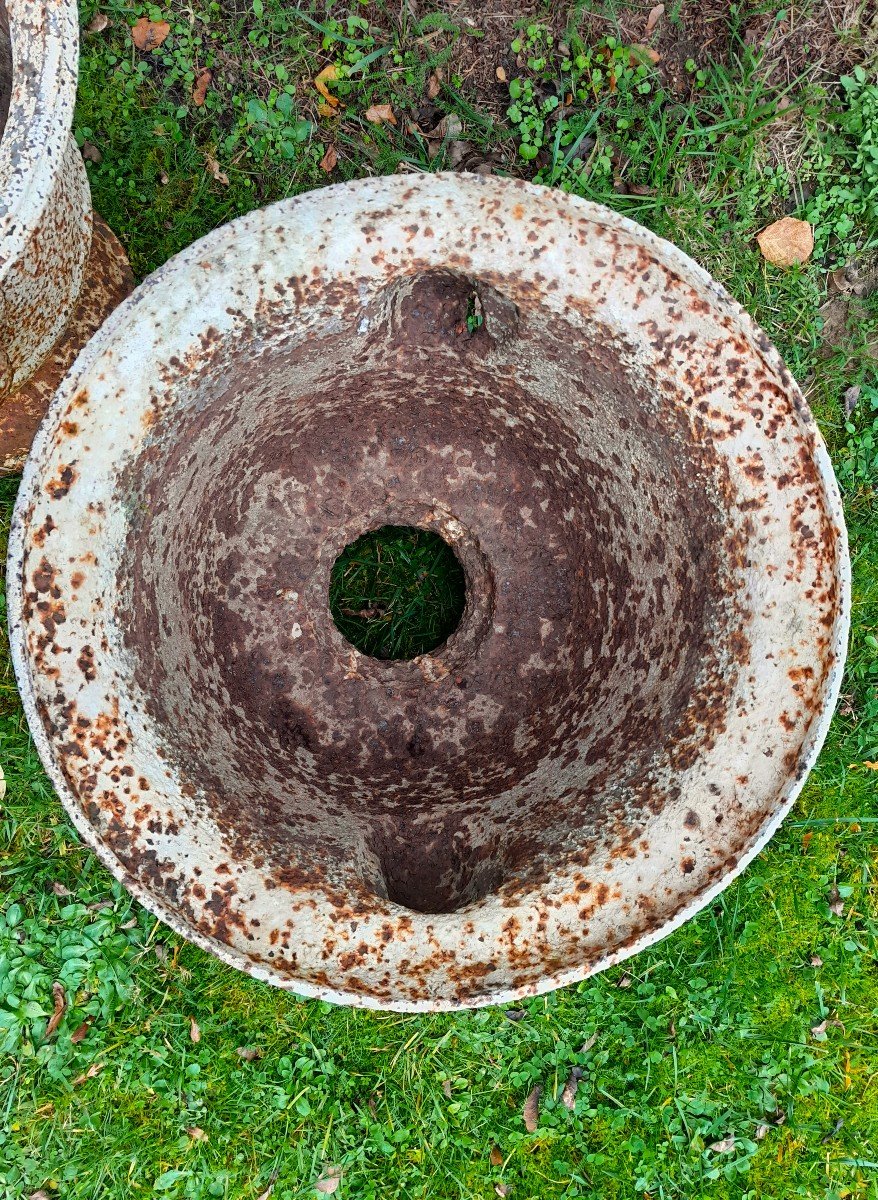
[328,525,466,660]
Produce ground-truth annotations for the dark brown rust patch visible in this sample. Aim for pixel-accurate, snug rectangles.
[114,267,732,919]
[46,464,78,500]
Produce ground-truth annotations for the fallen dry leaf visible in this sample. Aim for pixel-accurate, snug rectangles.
[801,830,813,853]
[52,881,74,898]
[187,1126,208,1141]
[192,69,212,107]
[87,12,110,32]
[645,3,665,35]
[523,1085,542,1133]
[862,760,878,771]
[131,17,170,52]
[560,1066,583,1111]
[320,145,338,173]
[827,263,869,296]
[427,72,442,98]
[828,885,845,917]
[314,1166,342,1195]
[73,1062,104,1086]
[317,102,340,119]
[189,1017,201,1043]
[340,604,385,619]
[617,972,633,988]
[844,385,861,416]
[505,1008,526,1022]
[756,217,814,267]
[829,265,851,294]
[28,1192,52,1200]
[446,139,470,168]
[811,1018,828,1037]
[236,1045,263,1061]
[81,141,102,164]
[315,64,342,110]
[629,44,661,66]
[121,915,138,929]
[821,1117,844,1144]
[365,103,397,125]
[442,1078,453,1099]
[71,1020,90,1044]
[0,763,5,803]
[45,982,66,1039]
[204,153,229,186]
[495,1187,510,1198]
[489,1146,503,1167]
[755,1123,769,1141]
[810,953,823,967]
[425,113,463,142]
[709,1136,736,1154]
[496,66,507,82]
[580,1032,598,1053]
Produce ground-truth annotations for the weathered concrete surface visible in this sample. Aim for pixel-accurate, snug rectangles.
[8,174,849,1010]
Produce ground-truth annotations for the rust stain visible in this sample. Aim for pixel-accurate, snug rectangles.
[7,174,849,1011]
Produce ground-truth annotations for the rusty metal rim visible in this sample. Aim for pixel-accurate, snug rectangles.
[0,212,134,472]
[7,175,851,1011]
[0,0,79,269]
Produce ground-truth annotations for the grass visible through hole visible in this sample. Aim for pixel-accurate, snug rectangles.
[328,525,466,660]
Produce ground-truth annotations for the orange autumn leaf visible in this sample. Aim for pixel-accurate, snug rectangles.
[131,17,170,51]
[315,64,343,109]
[192,69,212,107]
[645,3,665,36]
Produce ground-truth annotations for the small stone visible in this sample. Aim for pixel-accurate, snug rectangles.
[756,217,814,267]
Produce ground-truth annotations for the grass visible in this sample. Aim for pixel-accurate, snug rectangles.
[328,527,466,660]
[1,1,878,1198]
